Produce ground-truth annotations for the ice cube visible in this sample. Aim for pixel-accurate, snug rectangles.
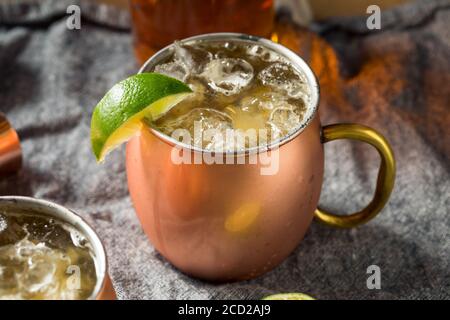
[268,104,302,138]
[0,214,26,246]
[201,58,254,96]
[0,264,18,292]
[258,62,309,100]
[224,104,266,132]
[189,108,232,151]
[22,245,58,293]
[156,108,232,142]
[154,62,188,82]
[190,109,232,131]
[174,42,213,74]
[247,45,279,62]
[0,213,6,233]
[0,238,78,299]
[239,89,287,112]
[187,80,207,103]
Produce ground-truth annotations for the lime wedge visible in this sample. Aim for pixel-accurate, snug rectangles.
[90,73,192,162]
[262,293,316,300]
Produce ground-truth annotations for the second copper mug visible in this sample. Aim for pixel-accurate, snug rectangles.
[126,33,396,281]
[0,196,116,299]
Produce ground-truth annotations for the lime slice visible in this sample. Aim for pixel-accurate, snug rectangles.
[90,73,192,162]
[262,293,316,300]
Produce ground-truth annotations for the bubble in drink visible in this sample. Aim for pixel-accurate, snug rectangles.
[150,41,311,151]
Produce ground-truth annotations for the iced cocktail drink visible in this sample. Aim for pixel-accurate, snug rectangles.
[90,34,394,282]
[126,34,323,281]
[149,39,311,152]
[0,210,97,299]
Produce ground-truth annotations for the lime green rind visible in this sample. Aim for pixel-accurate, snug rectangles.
[90,73,192,162]
[262,293,316,300]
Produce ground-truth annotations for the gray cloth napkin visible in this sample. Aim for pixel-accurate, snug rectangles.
[0,0,449,299]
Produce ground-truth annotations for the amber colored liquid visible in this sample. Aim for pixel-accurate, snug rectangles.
[151,40,309,151]
[129,0,275,64]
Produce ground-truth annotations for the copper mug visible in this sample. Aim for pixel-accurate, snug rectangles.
[0,196,116,299]
[126,33,396,281]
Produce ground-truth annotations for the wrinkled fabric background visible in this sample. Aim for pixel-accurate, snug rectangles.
[0,0,448,299]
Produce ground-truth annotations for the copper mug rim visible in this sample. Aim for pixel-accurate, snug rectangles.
[0,196,109,300]
[138,32,320,156]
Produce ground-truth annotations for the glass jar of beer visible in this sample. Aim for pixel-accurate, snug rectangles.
[129,0,275,63]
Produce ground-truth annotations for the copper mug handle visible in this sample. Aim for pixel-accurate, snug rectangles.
[315,124,396,228]
[0,112,22,177]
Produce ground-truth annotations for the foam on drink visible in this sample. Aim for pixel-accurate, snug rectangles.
[150,40,311,152]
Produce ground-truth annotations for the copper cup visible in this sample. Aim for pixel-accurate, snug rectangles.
[0,196,116,300]
[0,113,22,177]
[126,33,396,281]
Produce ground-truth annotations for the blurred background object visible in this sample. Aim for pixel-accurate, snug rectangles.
[303,0,410,20]
[88,0,413,62]
[94,0,412,17]
[0,113,22,177]
[97,0,128,8]
[80,0,130,29]
[128,0,275,64]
